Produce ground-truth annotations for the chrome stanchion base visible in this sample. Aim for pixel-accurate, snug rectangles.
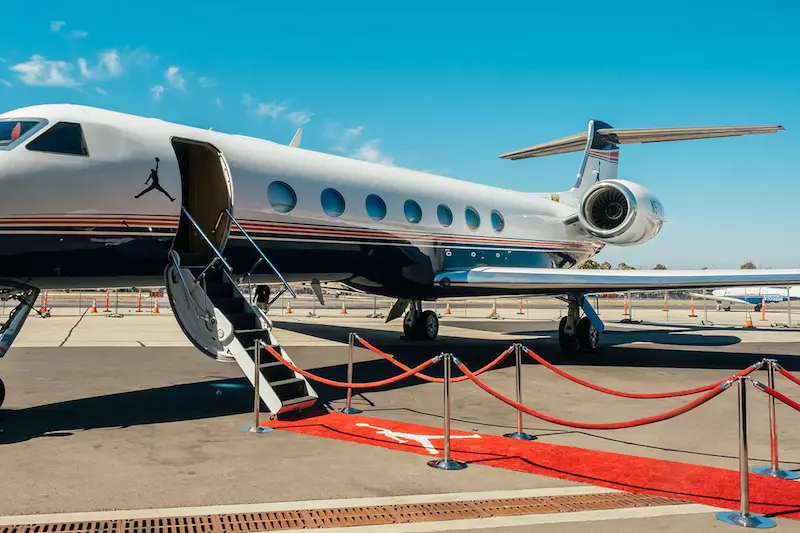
[715,512,776,529]
[752,466,800,480]
[427,458,467,471]
[240,425,273,434]
[503,431,536,441]
[339,407,362,415]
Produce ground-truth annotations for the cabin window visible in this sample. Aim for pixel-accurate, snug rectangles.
[26,122,88,156]
[404,200,422,224]
[0,120,41,149]
[437,204,453,227]
[267,181,297,213]
[365,194,387,221]
[321,188,346,217]
[465,206,480,230]
[491,210,505,232]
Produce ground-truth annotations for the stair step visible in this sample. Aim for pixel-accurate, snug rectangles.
[271,377,308,401]
[210,296,245,315]
[281,395,318,408]
[205,281,233,298]
[227,312,260,330]
[235,329,269,348]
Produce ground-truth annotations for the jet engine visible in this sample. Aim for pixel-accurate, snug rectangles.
[576,180,664,246]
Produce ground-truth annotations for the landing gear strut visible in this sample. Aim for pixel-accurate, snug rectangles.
[403,301,439,341]
[0,377,4,409]
[558,295,601,353]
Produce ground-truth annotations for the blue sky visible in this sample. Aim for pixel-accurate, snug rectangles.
[1,1,798,269]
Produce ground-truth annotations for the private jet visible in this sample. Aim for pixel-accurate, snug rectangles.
[692,286,799,312]
[1,104,798,414]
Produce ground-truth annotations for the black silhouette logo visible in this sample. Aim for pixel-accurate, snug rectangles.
[135,157,176,202]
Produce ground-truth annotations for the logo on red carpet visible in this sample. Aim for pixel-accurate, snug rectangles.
[355,422,481,455]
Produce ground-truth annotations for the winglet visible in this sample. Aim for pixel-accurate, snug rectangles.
[289,128,303,148]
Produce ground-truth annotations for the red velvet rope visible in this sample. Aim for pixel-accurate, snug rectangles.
[521,345,760,399]
[455,359,732,430]
[356,336,512,383]
[758,383,800,413]
[262,344,438,389]
[776,365,800,388]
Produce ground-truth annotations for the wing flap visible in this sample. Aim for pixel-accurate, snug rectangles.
[436,268,800,294]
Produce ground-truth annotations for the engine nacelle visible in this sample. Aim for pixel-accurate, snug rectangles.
[576,180,664,246]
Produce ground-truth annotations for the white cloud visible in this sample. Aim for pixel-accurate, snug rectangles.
[150,84,165,101]
[165,66,185,91]
[94,87,108,95]
[285,110,313,126]
[215,97,223,108]
[325,122,366,152]
[255,101,286,119]
[351,139,394,166]
[198,76,217,88]
[0,58,6,63]
[50,21,66,32]
[77,50,122,80]
[126,47,159,68]
[241,93,253,106]
[1,80,12,88]
[99,50,121,76]
[10,55,78,87]
[68,30,88,39]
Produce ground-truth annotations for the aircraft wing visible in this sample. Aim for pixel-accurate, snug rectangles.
[435,268,800,294]
[688,292,750,306]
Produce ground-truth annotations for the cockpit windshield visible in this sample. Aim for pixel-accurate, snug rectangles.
[0,120,41,148]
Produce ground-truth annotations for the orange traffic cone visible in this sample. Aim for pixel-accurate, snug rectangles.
[136,289,143,313]
[90,300,98,313]
[688,296,697,317]
[41,290,49,314]
[744,312,754,329]
[444,302,452,315]
[623,296,629,316]
[517,299,524,315]
[663,293,668,312]
[341,302,348,314]
[104,290,110,312]
[761,297,766,321]
[153,300,160,314]
[491,302,497,314]
[286,302,293,314]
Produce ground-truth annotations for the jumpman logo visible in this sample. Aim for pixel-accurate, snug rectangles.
[355,422,481,455]
[135,157,176,202]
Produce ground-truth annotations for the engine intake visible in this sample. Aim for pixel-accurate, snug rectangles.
[577,180,664,246]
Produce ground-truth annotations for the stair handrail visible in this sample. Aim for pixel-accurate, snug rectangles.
[223,208,296,298]
[181,206,233,274]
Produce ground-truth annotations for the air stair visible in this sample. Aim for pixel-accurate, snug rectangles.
[165,207,317,416]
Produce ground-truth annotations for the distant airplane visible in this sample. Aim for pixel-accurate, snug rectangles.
[691,287,799,312]
[1,105,797,413]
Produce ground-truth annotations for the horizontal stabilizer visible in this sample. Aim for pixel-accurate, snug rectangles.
[500,124,784,160]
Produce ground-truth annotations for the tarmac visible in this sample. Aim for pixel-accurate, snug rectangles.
[1,299,800,531]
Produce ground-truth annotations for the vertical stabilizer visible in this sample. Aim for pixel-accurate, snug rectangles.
[568,120,619,199]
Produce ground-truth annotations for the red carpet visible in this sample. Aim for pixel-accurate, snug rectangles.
[265,411,800,519]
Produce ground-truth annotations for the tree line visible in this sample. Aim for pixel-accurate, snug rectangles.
[578,260,758,270]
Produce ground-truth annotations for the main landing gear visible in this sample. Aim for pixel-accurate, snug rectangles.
[558,295,601,353]
[403,300,439,341]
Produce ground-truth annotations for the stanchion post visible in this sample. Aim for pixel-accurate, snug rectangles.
[340,333,362,414]
[787,287,792,327]
[504,344,535,441]
[428,353,466,471]
[716,377,776,529]
[242,340,273,434]
[752,360,800,480]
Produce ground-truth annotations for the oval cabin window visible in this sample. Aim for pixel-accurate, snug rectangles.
[491,210,505,232]
[267,181,297,213]
[437,204,453,227]
[465,206,481,230]
[404,200,422,224]
[321,188,346,217]
[365,194,387,221]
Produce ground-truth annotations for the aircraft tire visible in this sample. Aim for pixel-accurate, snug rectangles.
[755,304,762,312]
[557,317,578,353]
[421,310,439,341]
[403,311,421,340]
[0,377,4,409]
[576,316,600,352]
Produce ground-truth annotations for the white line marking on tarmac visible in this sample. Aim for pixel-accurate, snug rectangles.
[0,486,618,525]
[291,504,719,532]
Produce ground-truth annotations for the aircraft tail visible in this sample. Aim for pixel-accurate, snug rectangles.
[499,121,784,200]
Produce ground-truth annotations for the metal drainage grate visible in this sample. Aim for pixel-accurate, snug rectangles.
[2,492,682,533]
